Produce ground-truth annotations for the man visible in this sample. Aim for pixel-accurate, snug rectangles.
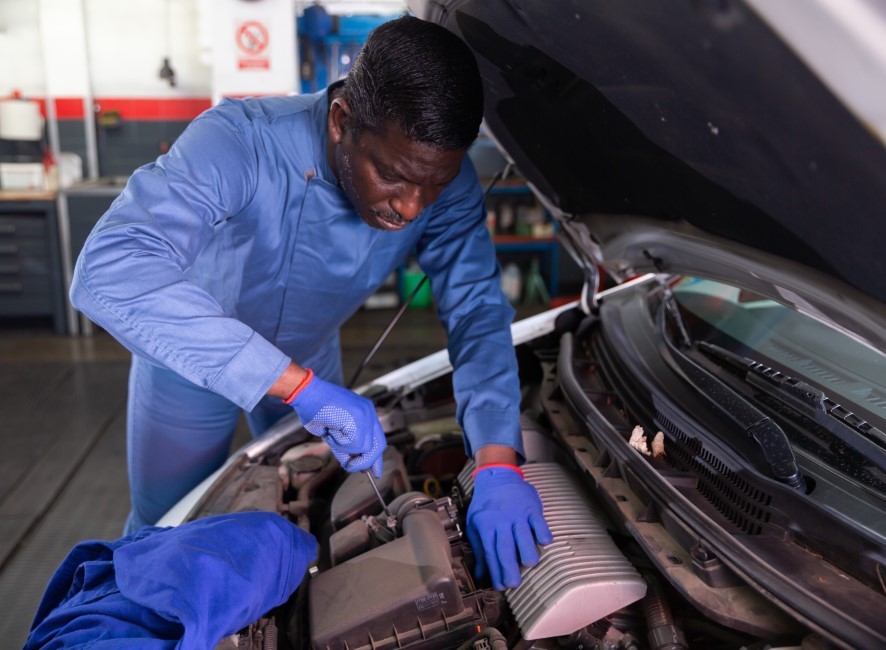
[71,15,550,590]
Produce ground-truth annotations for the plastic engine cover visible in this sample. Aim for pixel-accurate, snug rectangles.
[458,461,648,639]
[309,508,482,650]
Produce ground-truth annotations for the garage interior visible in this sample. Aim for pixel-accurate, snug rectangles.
[0,1,577,645]
[8,0,884,648]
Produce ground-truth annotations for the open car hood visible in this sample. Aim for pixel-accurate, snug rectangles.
[155,10,886,642]
[409,0,886,340]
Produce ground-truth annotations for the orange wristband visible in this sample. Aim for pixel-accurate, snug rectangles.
[283,368,314,404]
[472,462,524,479]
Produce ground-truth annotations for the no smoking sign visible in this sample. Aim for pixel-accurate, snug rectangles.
[237,21,270,69]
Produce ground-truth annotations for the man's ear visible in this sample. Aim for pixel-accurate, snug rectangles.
[328,98,351,145]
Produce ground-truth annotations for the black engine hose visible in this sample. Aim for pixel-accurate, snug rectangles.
[455,626,508,650]
[642,572,688,650]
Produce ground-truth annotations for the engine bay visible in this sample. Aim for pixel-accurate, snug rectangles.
[199,312,878,650]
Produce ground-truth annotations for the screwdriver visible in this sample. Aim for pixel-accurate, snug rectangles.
[365,471,394,521]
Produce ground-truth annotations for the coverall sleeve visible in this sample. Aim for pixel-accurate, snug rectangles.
[69,108,291,411]
[416,160,523,458]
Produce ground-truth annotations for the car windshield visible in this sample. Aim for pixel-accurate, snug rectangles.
[669,277,886,491]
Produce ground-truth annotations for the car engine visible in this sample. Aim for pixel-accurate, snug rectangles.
[200,326,850,650]
[205,426,658,650]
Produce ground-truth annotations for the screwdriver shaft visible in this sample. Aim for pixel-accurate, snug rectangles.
[366,472,394,520]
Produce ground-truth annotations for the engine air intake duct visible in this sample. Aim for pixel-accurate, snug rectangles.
[309,507,490,650]
[459,462,648,639]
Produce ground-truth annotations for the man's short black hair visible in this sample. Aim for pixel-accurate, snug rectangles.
[342,15,484,151]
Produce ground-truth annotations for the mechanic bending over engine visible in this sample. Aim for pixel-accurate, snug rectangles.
[69,16,551,591]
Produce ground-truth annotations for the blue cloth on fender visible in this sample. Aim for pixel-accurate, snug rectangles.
[25,512,318,649]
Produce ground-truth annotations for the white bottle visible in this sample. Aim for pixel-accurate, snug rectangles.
[501,263,522,303]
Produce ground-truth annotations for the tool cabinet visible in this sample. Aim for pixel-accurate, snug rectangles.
[0,196,65,333]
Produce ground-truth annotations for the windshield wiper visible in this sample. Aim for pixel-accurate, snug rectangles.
[698,341,886,475]
[657,295,807,490]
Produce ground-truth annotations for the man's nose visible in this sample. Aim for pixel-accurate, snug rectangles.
[390,187,425,222]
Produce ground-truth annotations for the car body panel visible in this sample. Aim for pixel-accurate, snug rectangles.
[410,0,886,306]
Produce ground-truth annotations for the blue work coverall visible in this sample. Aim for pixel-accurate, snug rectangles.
[70,86,522,533]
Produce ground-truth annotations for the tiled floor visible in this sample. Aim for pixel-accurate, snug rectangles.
[0,306,456,647]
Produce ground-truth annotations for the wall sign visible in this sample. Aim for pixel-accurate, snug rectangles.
[237,20,270,69]
[210,0,297,102]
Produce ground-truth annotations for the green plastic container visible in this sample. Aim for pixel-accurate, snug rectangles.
[402,270,432,309]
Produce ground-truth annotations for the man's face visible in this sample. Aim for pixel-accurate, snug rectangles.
[328,98,466,231]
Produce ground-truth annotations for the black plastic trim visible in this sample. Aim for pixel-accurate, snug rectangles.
[558,330,886,649]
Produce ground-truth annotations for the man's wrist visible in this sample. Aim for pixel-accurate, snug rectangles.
[474,445,518,467]
[267,363,310,400]
[283,368,314,404]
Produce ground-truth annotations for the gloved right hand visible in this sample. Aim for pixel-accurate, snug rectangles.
[466,464,552,590]
[286,369,386,477]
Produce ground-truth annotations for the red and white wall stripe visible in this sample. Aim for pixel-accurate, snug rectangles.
[1,0,297,177]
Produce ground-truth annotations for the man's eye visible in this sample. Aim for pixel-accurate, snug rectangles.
[377,170,396,182]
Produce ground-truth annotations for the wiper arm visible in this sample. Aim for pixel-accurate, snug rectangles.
[657,302,807,491]
[698,342,886,474]
[662,285,692,348]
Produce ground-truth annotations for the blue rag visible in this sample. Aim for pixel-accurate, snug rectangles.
[25,512,318,649]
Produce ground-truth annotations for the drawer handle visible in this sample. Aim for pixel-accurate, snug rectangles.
[0,224,15,235]
[0,244,19,254]
[0,282,23,293]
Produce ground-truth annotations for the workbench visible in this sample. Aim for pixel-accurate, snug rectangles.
[0,179,127,335]
[0,189,66,334]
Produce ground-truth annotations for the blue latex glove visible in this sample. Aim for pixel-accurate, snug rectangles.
[466,465,553,590]
[289,372,386,477]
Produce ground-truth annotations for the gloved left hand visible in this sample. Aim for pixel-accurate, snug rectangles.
[287,369,386,477]
[466,464,553,590]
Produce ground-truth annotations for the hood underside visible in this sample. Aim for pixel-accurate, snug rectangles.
[411,0,886,305]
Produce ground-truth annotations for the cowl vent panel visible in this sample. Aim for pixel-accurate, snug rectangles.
[657,411,774,535]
